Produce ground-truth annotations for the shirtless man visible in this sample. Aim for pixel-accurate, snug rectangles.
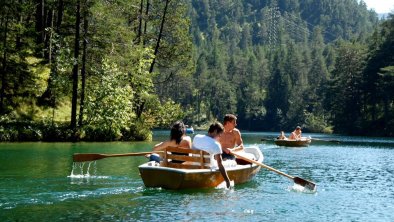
[289,126,302,140]
[219,114,244,160]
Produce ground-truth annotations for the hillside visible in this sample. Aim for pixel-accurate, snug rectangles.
[155,0,393,135]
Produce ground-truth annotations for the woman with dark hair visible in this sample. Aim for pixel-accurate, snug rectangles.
[168,121,188,146]
[148,121,192,162]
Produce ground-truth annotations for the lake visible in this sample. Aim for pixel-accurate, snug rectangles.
[1,131,393,221]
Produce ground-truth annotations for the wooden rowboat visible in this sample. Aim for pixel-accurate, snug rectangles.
[274,139,311,147]
[138,146,263,189]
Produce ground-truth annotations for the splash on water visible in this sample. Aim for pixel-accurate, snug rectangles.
[69,161,98,178]
[216,180,235,189]
[289,183,317,194]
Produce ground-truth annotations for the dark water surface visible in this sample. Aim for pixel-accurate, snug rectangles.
[1,131,393,221]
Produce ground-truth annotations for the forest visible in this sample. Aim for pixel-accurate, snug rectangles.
[0,0,393,142]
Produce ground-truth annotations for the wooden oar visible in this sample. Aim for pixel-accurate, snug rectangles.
[73,151,162,162]
[230,151,316,191]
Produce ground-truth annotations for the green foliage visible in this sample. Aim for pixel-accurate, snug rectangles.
[181,0,387,134]
[0,116,73,142]
[25,56,51,97]
[1,0,392,140]
[83,59,134,138]
[40,121,74,142]
[143,96,185,129]
[304,111,332,133]
[361,15,394,136]
[127,119,153,141]
[325,41,367,134]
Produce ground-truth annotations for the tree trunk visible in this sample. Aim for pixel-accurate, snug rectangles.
[78,5,88,127]
[35,0,45,51]
[44,8,53,60]
[48,9,54,64]
[149,0,169,73]
[137,0,144,43]
[71,0,81,131]
[143,0,150,45]
[56,0,64,32]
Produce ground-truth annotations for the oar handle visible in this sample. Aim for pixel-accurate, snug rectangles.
[230,151,294,180]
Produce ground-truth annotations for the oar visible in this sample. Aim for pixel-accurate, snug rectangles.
[73,151,162,162]
[230,151,316,191]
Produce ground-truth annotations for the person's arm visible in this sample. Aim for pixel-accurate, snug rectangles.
[289,132,295,140]
[153,141,171,151]
[233,129,244,152]
[215,154,231,188]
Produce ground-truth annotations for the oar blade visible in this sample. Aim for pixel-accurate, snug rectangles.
[73,153,106,162]
[293,177,316,191]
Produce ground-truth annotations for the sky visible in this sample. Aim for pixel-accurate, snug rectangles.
[362,0,394,13]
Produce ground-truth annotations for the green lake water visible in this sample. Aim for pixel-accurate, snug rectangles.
[1,131,393,221]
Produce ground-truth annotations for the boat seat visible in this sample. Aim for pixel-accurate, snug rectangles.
[162,147,210,169]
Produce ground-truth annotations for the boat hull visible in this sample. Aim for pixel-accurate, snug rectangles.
[138,147,263,189]
[139,165,260,189]
[274,139,311,147]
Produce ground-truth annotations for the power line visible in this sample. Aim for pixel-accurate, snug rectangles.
[263,6,340,46]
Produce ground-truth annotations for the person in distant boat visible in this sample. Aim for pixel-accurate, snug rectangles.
[185,125,194,134]
[277,131,287,140]
[289,126,302,140]
[192,122,231,188]
[219,114,244,161]
[148,121,191,162]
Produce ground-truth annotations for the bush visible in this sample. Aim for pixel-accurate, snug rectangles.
[304,111,332,133]
[82,125,122,141]
[40,122,73,141]
[18,127,42,141]
[125,120,152,141]
[0,121,42,142]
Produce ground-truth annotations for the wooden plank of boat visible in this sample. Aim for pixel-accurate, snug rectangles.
[138,146,263,189]
[274,139,311,147]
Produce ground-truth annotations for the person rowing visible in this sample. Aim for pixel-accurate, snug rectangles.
[192,122,231,188]
[289,126,302,140]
